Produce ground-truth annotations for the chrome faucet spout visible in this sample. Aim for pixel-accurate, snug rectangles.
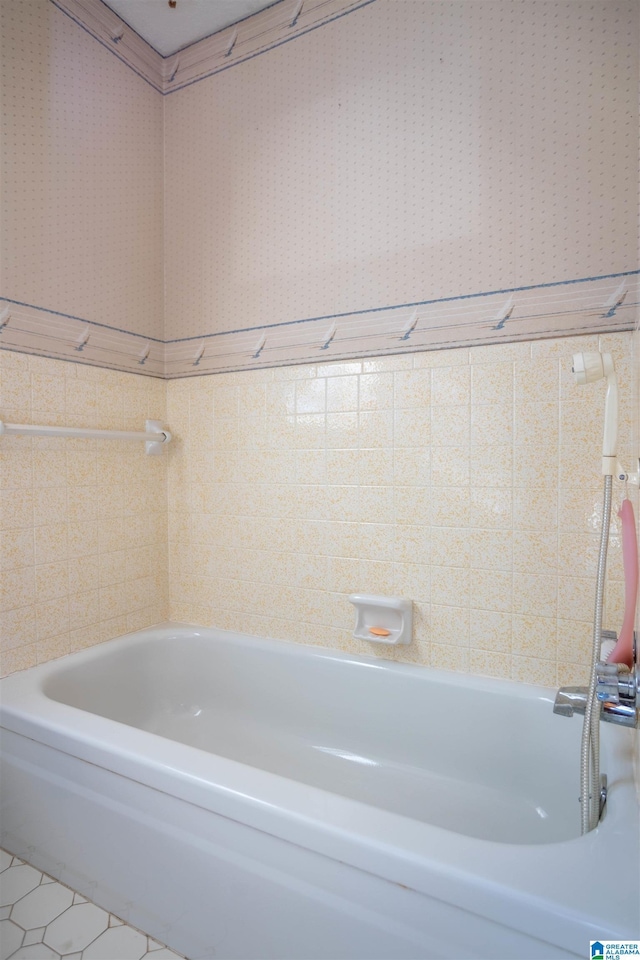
[554,660,640,728]
[553,686,589,718]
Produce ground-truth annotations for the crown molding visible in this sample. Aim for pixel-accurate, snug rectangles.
[51,0,165,91]
[161,0,377,93]
[51,0,377,95]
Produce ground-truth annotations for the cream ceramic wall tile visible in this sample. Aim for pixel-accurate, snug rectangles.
[393,524,431,567]
[470,342,530,365]
[514,403,559,449]
[470,398,514,443]
[513,573,557,619]
[0,489,33,529]
[531,335,600,360]
[513,531,558,574]
[513,615,558,660]
[430,604,470,647]
[471,360,516,410]
[0,567,35,613]
[470,610,511,654]
[470,530,513,571]
[430,405,470,447]
[431,527,470,568]
[36,596,69,642]
[364,357,413,373]
[0,606,37,651]
[431,446,469,487]
[513,487,558,532]
[0,352,168,676]
[470,487,512,529]
[359,373,395,411]
[557,576,596,623]
[556,619,593,664]
[0,527,34,571]
[431,367,471,407]
[468,649,511,681]
[2,328,635,692]
[169,332,635,687]
[511,655,556,687]
[556,660,589,687]
[394,371,431,409]
[514,359,559,404]
[470,569,513,614]
[35,562,68,602]
[430,643,468,674]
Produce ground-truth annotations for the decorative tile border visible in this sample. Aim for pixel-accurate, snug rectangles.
[163,272,640,376]
[2,272,637,379]
[51,0,378,95]
[0,300,164,378]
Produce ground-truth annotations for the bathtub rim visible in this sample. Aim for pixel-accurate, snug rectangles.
[1,621,638,953]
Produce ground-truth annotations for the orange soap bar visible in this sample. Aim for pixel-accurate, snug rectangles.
[369,626,391,637]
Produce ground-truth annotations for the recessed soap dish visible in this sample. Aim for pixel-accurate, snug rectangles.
[349,594,413,645]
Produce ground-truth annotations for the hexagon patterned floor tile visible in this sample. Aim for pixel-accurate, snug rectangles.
[0,851,185,960]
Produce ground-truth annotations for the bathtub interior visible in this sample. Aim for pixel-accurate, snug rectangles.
[36,629,600,845]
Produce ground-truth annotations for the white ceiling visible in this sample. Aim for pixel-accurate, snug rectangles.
[102,0,279,56]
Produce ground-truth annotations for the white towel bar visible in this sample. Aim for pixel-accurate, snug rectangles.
[0,419,171,455]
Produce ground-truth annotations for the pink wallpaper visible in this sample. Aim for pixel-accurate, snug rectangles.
[0,0,164,345]
[162,0,639,365]
[0,0,638,377]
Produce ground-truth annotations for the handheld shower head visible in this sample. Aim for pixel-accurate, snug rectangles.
[572,351,618,474]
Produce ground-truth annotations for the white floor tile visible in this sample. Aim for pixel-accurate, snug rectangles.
[0,853,186,960]
[11,883,74,930]
[43,903,109,955]
[21,927,46,947]
[0,866,43,908]
[0,918,24,960]
[9,946,60,959]
[82,924,148,960]
[142,950,183,959]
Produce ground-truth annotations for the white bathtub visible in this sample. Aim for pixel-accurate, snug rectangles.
[0,624,637,959]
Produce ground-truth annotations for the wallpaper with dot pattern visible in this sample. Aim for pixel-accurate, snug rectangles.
[2,0,636,374]
[0,0,164,341]
[163,0,638,342]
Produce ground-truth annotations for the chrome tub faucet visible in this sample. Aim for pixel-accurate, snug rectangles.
[554,633,640,729]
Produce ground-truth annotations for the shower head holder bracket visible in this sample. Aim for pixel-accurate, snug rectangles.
[616,458,640,487]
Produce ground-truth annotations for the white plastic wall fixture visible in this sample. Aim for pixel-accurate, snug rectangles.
[572,352,618,474]
[145,419,171,455]
[0,419,171,451]
[349,594,413,645]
